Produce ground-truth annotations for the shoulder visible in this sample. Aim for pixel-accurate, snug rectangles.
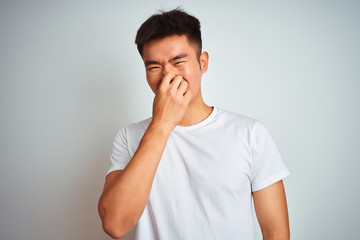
[213,107,277,143]
[214,107,258,130]
[116,117,152,140]
[127,117,152,132]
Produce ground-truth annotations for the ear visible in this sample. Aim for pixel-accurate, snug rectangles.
[199,51,209,74]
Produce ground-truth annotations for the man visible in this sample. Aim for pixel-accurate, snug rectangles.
[98,9,290,240]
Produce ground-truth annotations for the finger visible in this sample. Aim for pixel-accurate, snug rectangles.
[157,73,176,93]
[161,72,176,86]
[183,89,192,101]
[177,80,188,95]
[169,75,183,90]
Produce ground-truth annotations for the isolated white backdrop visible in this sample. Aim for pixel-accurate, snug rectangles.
[0,0,359,239]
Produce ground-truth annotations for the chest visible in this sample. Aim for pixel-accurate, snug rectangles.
[151,130,253,200]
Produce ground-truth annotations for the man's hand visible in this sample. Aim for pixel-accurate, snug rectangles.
[151,73,192,131]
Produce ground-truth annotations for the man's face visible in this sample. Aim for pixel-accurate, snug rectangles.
[142,35,208,103]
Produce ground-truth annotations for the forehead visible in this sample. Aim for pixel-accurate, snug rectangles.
[142,35,198,61]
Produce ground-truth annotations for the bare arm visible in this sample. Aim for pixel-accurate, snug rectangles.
[253,180,290,240]
[98,73,191,239]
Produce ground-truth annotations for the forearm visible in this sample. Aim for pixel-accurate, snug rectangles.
[99,72,191,238]
[98,122,171,238]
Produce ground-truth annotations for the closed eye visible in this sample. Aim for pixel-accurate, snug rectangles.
[174,61,185,66]
[148,66,161,71]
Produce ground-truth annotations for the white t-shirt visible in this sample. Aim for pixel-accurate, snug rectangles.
[107,107,289,240]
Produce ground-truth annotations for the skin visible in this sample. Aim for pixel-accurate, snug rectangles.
[143,34,213,127]
[98,34,289,239]
[254,180,290,240]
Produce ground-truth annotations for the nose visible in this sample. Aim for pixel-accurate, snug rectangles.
[162,64,179,76]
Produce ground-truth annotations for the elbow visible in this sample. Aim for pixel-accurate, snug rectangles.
[100,212,135,239]
[102,220,128,239]
[98,199,137,238]
[98,200,125,238]
[107,231,125,239]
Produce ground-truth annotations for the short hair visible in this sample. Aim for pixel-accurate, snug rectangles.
[135,8,202,58]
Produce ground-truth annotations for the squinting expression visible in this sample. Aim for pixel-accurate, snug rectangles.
[142,35,208,102]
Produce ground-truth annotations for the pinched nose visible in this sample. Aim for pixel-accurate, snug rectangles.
[161,64,180,76]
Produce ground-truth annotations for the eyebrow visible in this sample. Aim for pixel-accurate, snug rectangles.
[172,54,188,61]
[144,60,159,67]
[144,54,188,67]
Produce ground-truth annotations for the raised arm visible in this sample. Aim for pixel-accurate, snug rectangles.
[98,73,191,239]
[253,180,290,240]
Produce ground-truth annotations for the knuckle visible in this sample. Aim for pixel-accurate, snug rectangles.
[169,89,176,97]
[168,72,176,79]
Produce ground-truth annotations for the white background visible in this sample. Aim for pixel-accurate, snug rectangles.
[1,0,359,239]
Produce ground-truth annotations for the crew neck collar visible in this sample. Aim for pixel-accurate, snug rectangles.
[174,106,217,131]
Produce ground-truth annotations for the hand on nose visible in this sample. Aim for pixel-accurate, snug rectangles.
[160,73,188,94]
[152,72,192,131]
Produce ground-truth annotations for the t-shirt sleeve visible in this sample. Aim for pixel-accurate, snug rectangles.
[250,121,289,192]
[106,126,132,176]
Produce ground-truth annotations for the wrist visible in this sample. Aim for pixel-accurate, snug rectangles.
[148,121,173,137]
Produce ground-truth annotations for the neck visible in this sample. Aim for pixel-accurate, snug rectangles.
[177,94,213,127]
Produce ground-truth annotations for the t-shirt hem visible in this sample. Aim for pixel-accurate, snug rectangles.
[251,169,290,192]
[106,165,126,177]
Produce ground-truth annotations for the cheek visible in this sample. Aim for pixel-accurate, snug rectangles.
[146,73,162,93]
[177,67,194,84]
[180,66,201,85]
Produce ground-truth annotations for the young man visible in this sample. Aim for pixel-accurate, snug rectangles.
[98,9,290,240]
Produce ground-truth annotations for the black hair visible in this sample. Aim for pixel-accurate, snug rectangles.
[135,8,202,58]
